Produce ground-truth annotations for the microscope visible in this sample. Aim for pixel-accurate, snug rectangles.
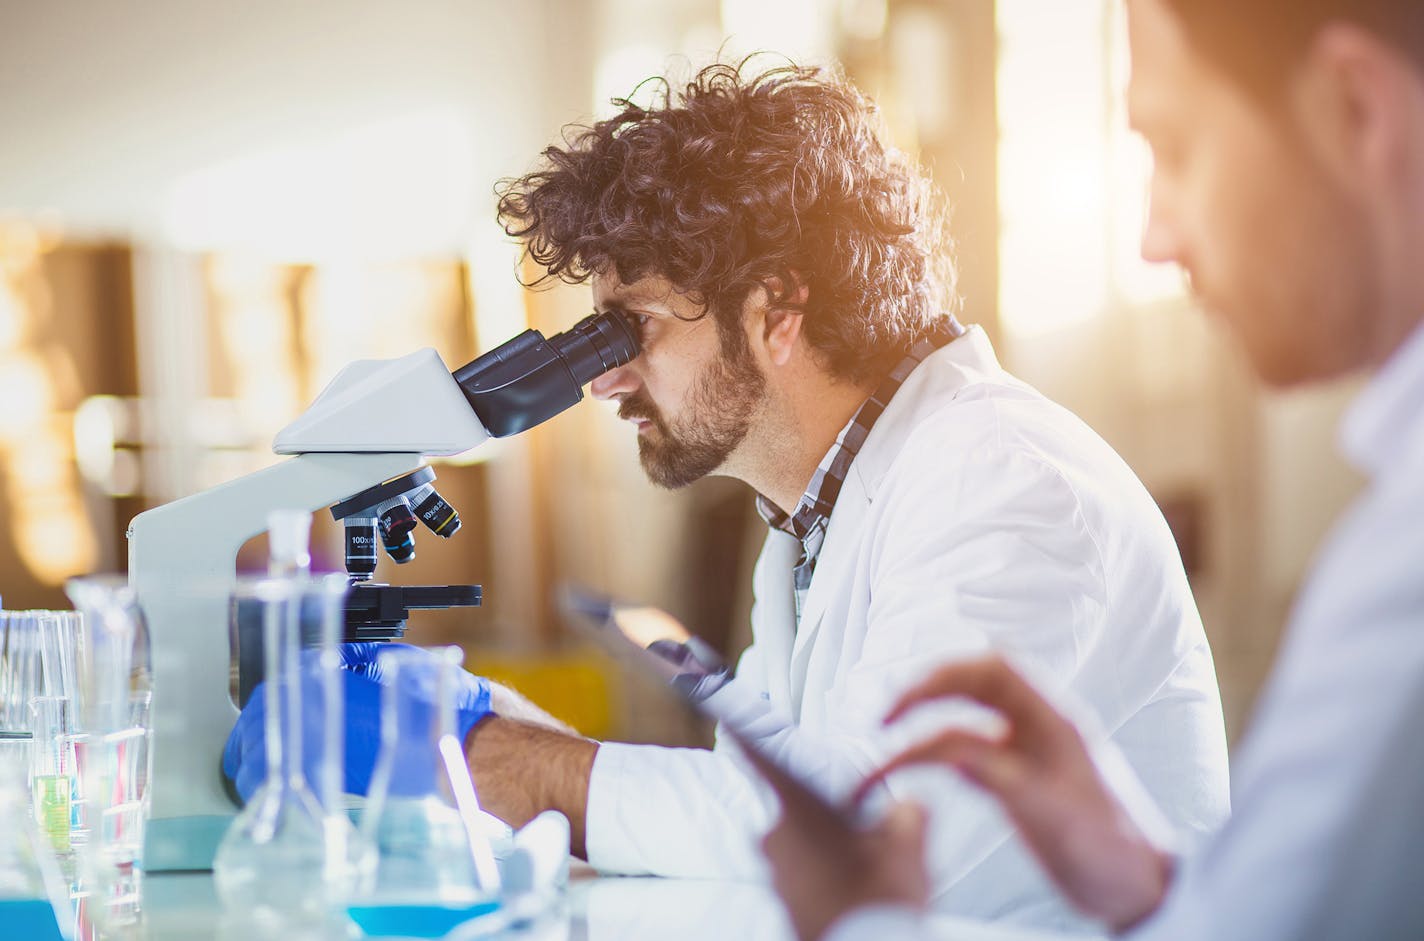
[127,312,638,871]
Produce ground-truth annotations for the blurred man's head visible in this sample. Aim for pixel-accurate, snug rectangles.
[1128,0,1424,386]
[498,61,956,488]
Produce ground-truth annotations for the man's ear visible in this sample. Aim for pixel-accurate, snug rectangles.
[760,273,810,368]
[1292,23,1416,195]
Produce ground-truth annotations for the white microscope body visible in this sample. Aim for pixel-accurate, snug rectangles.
[128,311,638,871]
[128,350,489,871]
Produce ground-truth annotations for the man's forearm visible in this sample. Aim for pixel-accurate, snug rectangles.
[464,715,599,858]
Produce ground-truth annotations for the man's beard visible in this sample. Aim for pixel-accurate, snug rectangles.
[618,340,767,489]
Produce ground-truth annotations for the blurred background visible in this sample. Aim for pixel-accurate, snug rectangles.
[0,0,1363,749]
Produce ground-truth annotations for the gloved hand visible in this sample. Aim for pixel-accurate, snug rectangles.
[222,646,494,804]
[338,642,494,730]
[222,667,383,802]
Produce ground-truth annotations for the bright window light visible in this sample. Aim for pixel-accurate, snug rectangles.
[997,0,1184,339]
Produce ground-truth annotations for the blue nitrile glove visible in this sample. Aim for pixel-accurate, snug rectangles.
[338,642,494,734]
[222,648,493,804]
[223,668,384,803]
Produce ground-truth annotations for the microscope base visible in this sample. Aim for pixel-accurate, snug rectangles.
[144,815,233,872]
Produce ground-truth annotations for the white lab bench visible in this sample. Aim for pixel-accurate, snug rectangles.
[129,866,1104,941]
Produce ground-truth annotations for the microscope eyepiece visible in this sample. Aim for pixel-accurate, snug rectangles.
[453,311,640,438]
[548,311,641,387]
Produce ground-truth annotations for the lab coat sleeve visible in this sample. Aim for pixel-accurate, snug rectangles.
[585,736,775,877]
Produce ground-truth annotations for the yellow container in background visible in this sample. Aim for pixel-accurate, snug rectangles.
[468,649,619,740]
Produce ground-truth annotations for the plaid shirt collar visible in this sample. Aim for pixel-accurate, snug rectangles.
[756,316,967,586]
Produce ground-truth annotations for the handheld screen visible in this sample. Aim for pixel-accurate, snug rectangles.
[557,584,858,827]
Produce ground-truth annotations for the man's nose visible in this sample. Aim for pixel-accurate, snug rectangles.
[591,363,637,401]
[1139,187,1181,265]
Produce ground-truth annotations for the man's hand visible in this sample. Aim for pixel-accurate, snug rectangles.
[763,799,930,941]
[856,656,1173,932]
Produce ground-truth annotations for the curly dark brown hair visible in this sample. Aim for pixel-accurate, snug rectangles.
[496,60,957,383]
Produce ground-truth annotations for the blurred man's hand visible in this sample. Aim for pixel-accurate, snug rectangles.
[762,791,929,941]
[858,656,1173,932]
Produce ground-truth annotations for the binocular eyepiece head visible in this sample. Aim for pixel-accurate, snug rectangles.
[453,311,640,438]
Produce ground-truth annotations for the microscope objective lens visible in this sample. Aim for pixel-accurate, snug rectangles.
[410,483,461,537]
[383,532,416,563]
[377,497,418,563]
[345,516,379,580]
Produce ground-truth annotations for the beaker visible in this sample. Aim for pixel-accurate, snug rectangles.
[212,571,365,928]
[349,645,503,938]
[65,575,154,928]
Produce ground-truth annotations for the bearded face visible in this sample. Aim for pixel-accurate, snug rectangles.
[617,328,767,489]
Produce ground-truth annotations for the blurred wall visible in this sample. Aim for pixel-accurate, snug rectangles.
[0,0,1371,745]
[0,0,596,246]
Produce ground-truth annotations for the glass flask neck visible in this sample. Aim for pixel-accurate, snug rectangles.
[382,655,459,799]
[262,582,306,792]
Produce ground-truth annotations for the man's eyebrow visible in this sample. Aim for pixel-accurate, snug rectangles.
[601,298,667,317]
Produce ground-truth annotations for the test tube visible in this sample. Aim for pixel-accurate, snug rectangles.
[28,696,73,855]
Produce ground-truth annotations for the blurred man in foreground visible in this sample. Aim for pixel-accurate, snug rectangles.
[763,1,1424,938]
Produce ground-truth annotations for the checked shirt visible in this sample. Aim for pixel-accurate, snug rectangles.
[755,316,966,627]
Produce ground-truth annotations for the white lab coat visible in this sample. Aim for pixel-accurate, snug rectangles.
[585,327,1230,928]
[825,323,1424,941]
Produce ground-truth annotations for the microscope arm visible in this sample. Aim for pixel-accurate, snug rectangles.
[128,451,424,871]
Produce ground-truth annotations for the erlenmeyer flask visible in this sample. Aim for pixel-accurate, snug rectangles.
[349,645,503,938]
[212,571,357,927]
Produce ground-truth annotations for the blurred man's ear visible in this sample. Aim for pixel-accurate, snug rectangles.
[1292,22,1423,197]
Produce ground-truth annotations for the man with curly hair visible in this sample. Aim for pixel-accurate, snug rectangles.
[442,61,1226,928]
[229,61,1227,927]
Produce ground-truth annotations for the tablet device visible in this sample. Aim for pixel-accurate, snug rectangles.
[557,584,860,829]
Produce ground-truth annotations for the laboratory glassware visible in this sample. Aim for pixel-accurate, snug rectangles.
[37,612,85,708]
[349,645,503,938]
[0,748,71,941]
[212,567,362,927]
[36,610,90,851]
[65,575,154,928]
[27,696,75,857]
[1,611,44,734]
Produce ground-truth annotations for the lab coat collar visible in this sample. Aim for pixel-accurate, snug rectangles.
[787,326,1005,678]
[847,325,1006,502]
[1340,318,1424,479]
